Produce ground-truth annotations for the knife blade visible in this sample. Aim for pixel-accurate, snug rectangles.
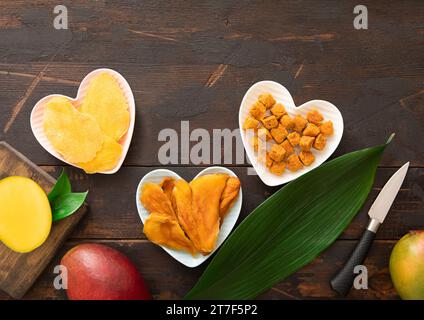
[330,162,410,296]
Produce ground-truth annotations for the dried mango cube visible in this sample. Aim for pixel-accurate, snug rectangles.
[314,133,326,150]
[293,115,308,133]
[303,123,320,137]
[282,139,294,156]
[269,143,286,162]
[287,154,303,172]
[307,109,324,124]
[243,116,259,130]
[270,124,288,144]
[287,132,301,146]
[299,151,315,166]
[258,127,272,141]
[265,152,273,168]
[250,136,259,152]
[320,120,334,136]
[270,161,286,176]
[261,115,279,130]
[258,151,273,168]
[280,114,294,130]
[299,135,315,151]
[249,101,266,120]
[270,103,286,118]
[258,93,276,109]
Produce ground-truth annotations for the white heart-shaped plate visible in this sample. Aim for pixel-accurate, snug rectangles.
[239,80,343,186]
[30,68,136,174]
[136,166,243,268]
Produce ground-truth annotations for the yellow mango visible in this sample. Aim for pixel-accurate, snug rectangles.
[0,176,52,253]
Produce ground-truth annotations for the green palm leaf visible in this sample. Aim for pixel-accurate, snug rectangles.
[185,136,393,299]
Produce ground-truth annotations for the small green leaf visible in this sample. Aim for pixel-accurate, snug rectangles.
[51,191,88,222]
[48,168,72,202]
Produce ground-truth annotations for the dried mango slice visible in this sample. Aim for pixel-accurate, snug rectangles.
[80,73,130,141]
[44,97,103,163]
[144,212,197,255]
[141,182,196,254]
[189,174,229,255]
[77,135,123,173]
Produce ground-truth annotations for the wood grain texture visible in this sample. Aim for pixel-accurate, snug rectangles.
[0,0,422,299]
[0,239,399,300]
[0,0,422,166]
[0,142,87,299]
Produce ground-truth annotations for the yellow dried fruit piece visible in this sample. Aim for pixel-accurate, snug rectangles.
[270,124,288,144]
[270,161,286,176]
[270,103,286,118]
[299,136,315,151]
[258,128,272,141]
[287,132,301,146]
[307,109,324,124]
[265,152,273,168]
[303,123,320,137]
[293,115,308,133]
[314,133,327,150]
[249,101,266,120]
[44,96,103,163]
[282,139,294,156]
[261,115,279,130]
[258,151,273,168]
[258,93,276,109]
[280,114,294,130]
[77,135,123,173]
[243,116,259,130]
[299,151,315,166]
[80,73,130,141]
[0,176,51,253]
[320,120,334,136]
[287,154,303,172]
[250,136,259,152]
[269,143,286,162]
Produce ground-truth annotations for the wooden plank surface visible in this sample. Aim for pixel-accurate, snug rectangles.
[0,0,422,299]
[0,142,87,299]
[0,240,400,300]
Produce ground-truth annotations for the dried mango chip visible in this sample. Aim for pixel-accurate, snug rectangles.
[77,135,123,173]
[44,97,103,163]
[80,73,130,141]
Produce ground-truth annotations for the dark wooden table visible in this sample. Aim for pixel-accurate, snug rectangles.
[0,0,423,300]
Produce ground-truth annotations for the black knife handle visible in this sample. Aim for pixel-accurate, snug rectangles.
[330,229,376,296]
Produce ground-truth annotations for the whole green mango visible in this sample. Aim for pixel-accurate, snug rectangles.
[390,231,424,300]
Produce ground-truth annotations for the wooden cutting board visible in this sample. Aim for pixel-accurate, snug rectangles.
[0,142,87,299]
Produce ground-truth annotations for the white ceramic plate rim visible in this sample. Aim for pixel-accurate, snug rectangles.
[239,80,344,186]
[30,68,136,174]
[135,166,243,268]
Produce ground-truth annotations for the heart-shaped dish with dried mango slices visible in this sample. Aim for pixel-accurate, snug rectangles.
[31,68,135,174]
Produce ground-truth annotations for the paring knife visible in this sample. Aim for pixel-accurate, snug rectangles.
[330,162,410,296]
